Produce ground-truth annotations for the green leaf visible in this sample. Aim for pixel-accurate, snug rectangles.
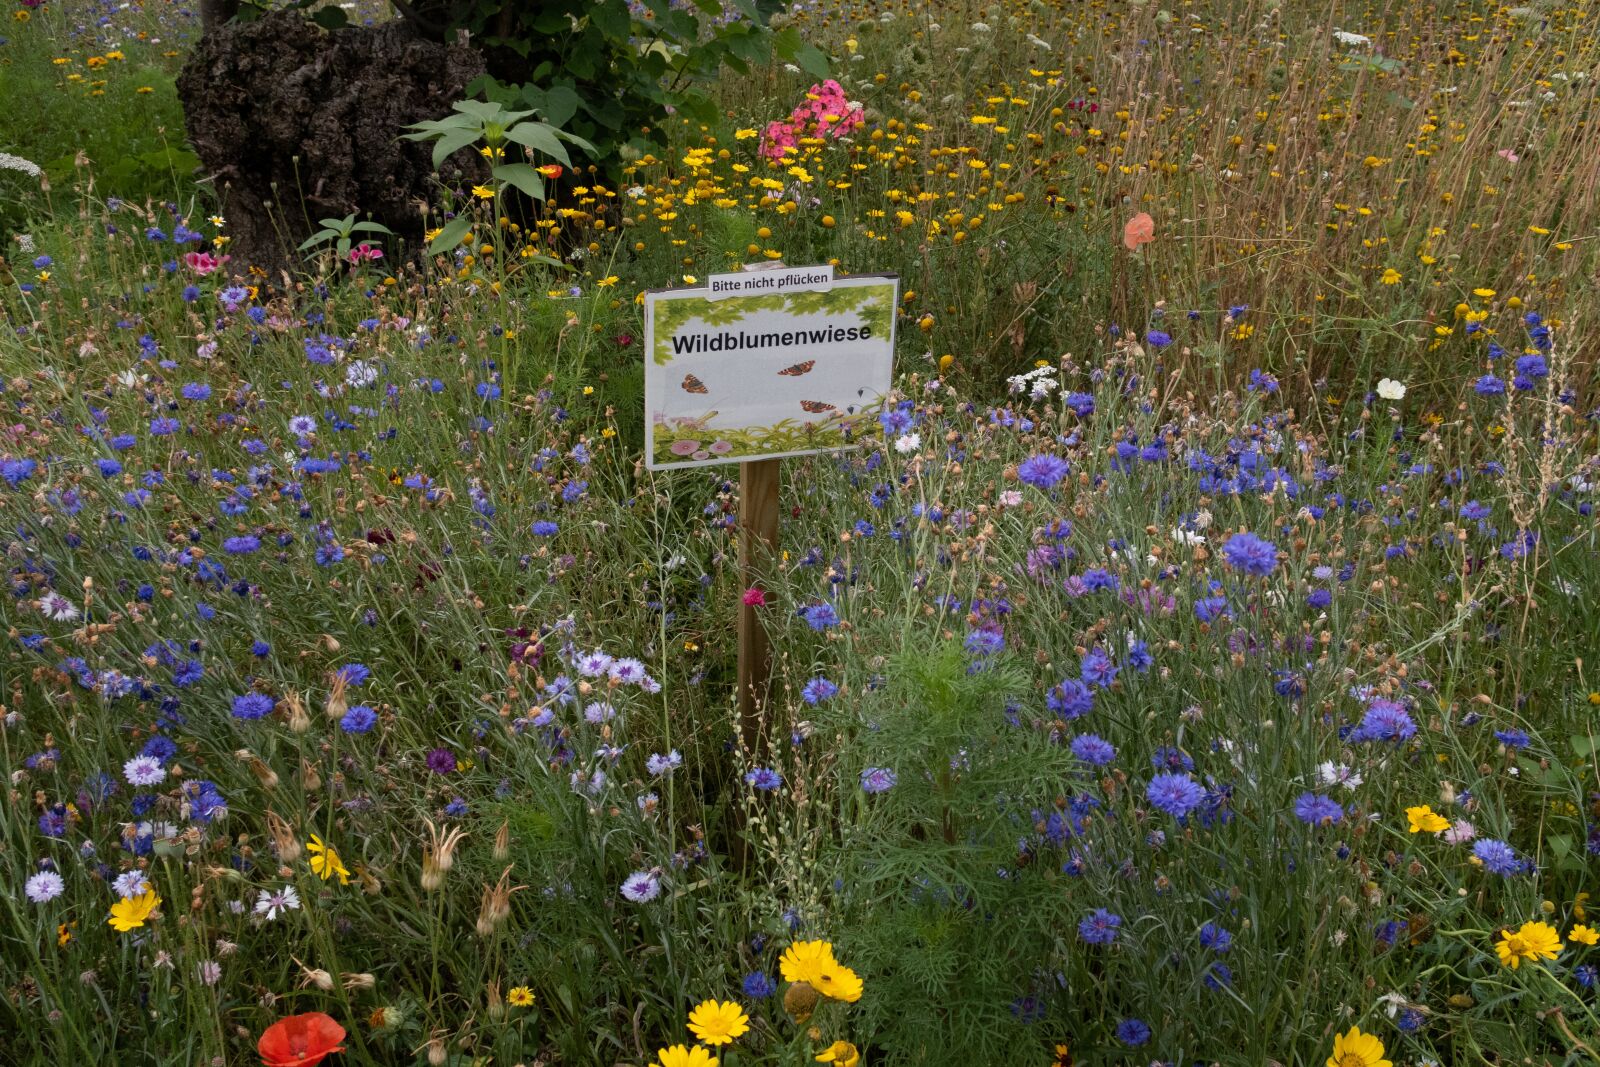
[504,122,571,166]
[539,85,582,128]
[310,6,348,30]
[350,221,395,235]
[794,41,829,77]
[492,163,548,201]
[1571,734,1597,757]
[1548,833,1573,860]
[430,127,483,171]
[589,0,632,39]
[428,216,473,254]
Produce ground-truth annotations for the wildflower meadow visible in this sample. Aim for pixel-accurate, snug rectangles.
[2,0,1599,1064]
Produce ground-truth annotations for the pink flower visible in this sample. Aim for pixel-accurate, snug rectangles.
[668,439,701,456]
[182,251,227,276]
[347,242,384,264]
[1497,149,1519,163]
[709,440,733,454]
[742,588,767,607]
[1443,819,1476,845]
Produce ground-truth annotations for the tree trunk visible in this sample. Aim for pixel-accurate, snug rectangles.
[177,11,485,275]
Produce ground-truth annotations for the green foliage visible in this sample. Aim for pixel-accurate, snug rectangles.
[454,0,825,172]
[296,213,395,259]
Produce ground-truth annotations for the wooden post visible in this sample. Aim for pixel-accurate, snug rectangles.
[737,458,781,755]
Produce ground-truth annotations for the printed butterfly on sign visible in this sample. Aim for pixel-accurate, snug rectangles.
[777,361,815,376]
[681,374,709,394]
[799,400,836,414]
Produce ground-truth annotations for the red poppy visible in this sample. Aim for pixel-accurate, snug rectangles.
[536,164,564,180]
[258,1012,347,1067]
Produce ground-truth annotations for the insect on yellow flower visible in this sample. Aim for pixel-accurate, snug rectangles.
[108,887,161,932]
[686,999,749,1046]
[1405,805,1449,834]
[1496,921,1563,969]
[779,940,839,984]
[1325,1025,1392,1067]
[812,963,864,1003]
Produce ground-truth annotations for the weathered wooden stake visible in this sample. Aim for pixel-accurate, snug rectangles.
[736,457,781,755]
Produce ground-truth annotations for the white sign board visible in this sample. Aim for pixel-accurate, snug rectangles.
[644,270,899,470]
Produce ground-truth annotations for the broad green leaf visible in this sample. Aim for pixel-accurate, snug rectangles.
[795,41,829,78]
[539,85,582,128]
[310,6,348,30]
[350,221,395,235]
[504,123,571,166]
[430,127,483,171]
[492,163,548,201]
[428,216,473,254]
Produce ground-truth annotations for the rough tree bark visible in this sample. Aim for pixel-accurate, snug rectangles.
[176,11,484,275]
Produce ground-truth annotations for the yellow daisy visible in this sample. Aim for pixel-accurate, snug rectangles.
[686,999,749,1046]
[1496,921,1563,969]
[1325,1025,1391,1067]
[780,940,838,984]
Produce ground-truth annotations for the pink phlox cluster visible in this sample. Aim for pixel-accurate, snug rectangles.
[760,79,864,161]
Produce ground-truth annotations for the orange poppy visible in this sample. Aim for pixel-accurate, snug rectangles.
[258,1011,347,1067]
[1122,211,1155,250]
[537,164,564,180]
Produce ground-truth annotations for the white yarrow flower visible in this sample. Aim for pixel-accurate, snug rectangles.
[1333,30,1371,46]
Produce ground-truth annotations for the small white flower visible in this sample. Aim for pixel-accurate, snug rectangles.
[894,432,921,454]
[1376,377,1407,401]
[997,490,1023,507]
[970,21,991,31]
[344,360,378,389]
[1317,761,1364,790]
[1026,33,1052,49]
[1333,30,1371,46]
[196,960,222,986]
[254,885,301,921]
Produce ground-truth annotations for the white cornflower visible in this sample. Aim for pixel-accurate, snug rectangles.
[344,360,378,388]
[254,885,301,921]
[123,755,166,787]
[894,432,921,454]
[196,960,222,986]
[40,591,79,621]
[26,871,65,903]
[1376,377,1407,400]
[112,870,150,898]
[1317,761,1364,790]
[997,490,1023,507]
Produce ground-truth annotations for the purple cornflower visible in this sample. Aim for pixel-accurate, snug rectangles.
[802,603,840,630]
[802,678,839,704]
[339,705,377,734]
[620,870,661,903]
[742,972,775,998]
[425,747,457,774]
[860,767,898,793]
[1080,647,1118,688]
[1047,678,1094,720]
[1077,908,1122,945]
[231,693,275,721]
[1146,772,1205,819]
[1070,734,1116,766]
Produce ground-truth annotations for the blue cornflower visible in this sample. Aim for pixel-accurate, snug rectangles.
[180,382,212,401]
[1115,1019,1151,1047]
[742,972,775,999]
[1080,647,1118,687]
[340,705,378,733]
[530,520,559,536]
[1221,531,1277,576]
[223,535,260,554]
[1199,921,1232,953]
[801,678,839,704]
[802,603,840,630]
[1474,374,1506,396]
[1350,699,1416,743]
[745,768,782,791]
[1293,792,1344,825]
[1494,729,1531,750]
[1472,838,1524,876]
[231,693,275,720]
[1017,454,1070,489]
[1146,329,1171,347]
[1047,678,1094,720]
[1146,772,1205,818]
[1460,500,1491,521]
[1077,908,1122,945]
[1070,734,1116,766]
